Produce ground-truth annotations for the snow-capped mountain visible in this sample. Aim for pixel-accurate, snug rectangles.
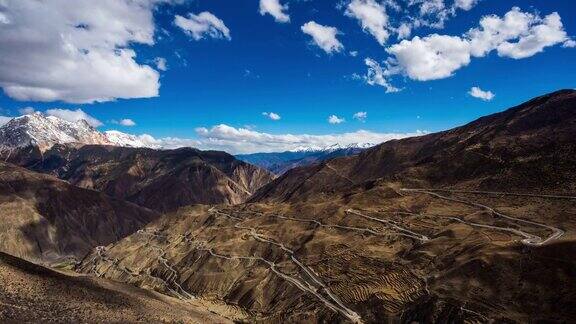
[104,130,159,148]
[0,113,154,151]
[0,113,112,151]
[288,142,376,153]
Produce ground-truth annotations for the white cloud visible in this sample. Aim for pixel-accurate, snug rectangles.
[259,0,290,23]
[191,124,425,154]
[45,108,102,127]
[328,115,345,124]
[468,86,494,101]
[18,107,36,115]
[353,111,367,122]
[387,34,472,81]
[175,12,231,41]
[373,8,571,88]
[364,58,400,93]
[345,0,390,46]
[154,57,168,71]
[119,118,136,126]
[397,23,412,39]
[350,50,359,57]
[563,40,576,48]
[408,0,479,29]
[467,8,569,59]
[262,112,281,120]
[418,0,445,16]
[0,0,167,103]
[454,0,479,11]
[301,21,344,54]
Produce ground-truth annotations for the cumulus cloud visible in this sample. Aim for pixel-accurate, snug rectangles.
[262,112,281,120]
[175,12,231,41]
[387,34,472,81]
[467,8,569,59]
[468,86,494,101]
[259,0,290,23]
[328,115,345,124]
[154,57,168,71]
[0,0,167,103]
[345,0,390,46]
[373,7,571,88]
[353,111,367,122]
[301,21,344,54]
[45,108,103,127]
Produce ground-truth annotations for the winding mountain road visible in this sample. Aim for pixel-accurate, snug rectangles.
[241,209,422,240]
[400,188,565,246]
[210,209,363,323]
[345,209,430,242]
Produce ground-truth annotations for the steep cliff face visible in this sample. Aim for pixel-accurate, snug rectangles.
[0,162,159,264]
[12,145,274,212]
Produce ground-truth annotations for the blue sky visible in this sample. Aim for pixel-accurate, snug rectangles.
[0,0,574,153]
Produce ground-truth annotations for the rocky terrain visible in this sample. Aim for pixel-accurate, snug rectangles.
[7,145,274,212]
[76,90,576,323]
[0,162,158,265]
[0,252,229,323]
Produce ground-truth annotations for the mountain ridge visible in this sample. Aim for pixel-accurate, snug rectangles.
[252,89,576,203]
[5,144,275,212]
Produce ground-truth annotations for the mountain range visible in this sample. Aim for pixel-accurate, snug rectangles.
[237,143,374,174]
[0,90,575,323]
[77,90,575,322]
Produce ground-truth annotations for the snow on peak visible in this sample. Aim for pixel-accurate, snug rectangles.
[104,130,160,148]
[288,142,375,153]
[0,113,166,151]
[0,113,111,151]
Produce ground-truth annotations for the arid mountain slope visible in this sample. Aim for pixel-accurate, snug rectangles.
[0,252,229,323]
[9,145,274,212]
[253,89,576,203]
[78,90,576,323]
[0,162,158,264]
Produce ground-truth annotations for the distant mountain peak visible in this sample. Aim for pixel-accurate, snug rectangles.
[0,113,152,151]
[288,142,376,153]
[0,113,110,151]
